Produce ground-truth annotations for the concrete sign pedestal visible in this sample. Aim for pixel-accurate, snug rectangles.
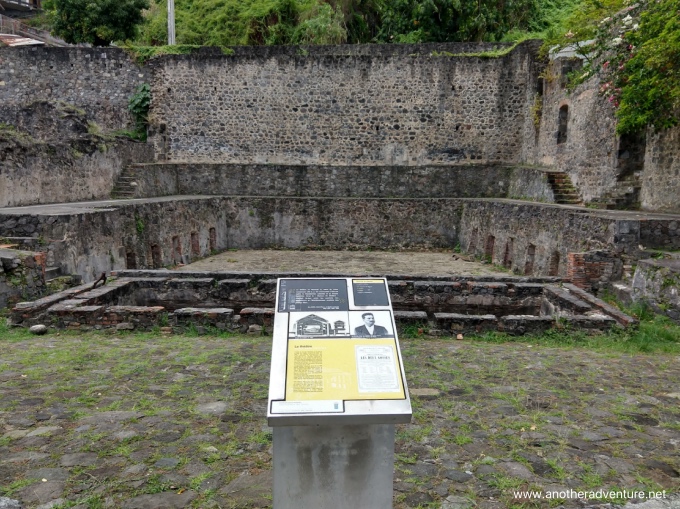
[268,278,411,509]
[273,424,395,509]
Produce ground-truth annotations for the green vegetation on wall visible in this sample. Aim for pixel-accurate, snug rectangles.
[549,0,679,135]
[128,83,151,141]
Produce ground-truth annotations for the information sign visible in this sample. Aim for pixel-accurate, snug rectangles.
[268,278,412,426]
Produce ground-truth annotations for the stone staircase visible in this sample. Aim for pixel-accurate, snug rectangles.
[590,174,642,210]
[111,165,140,199]
[546,171,582,205]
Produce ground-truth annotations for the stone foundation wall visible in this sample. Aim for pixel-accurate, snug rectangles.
[632,259,680,323]
[0,197,229,282]
[11,272,632,334]
[128,163,554,201]
[459,201,644,277]
[0,249,46,308]
[148,41,542,165]
[0,197,462,282]
[2,197,679,284]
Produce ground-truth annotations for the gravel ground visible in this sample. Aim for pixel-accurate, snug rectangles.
[177,249,508,277]
[0,332,679,509]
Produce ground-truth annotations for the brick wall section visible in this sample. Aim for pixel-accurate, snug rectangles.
[566,251,623,293]
[148,41,542,165]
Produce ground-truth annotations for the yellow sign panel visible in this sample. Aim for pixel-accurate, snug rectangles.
[286,338,406,401]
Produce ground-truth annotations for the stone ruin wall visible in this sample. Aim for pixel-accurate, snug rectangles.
[0,43,679,302]
[0,43,677,211]
[126,162,555,202]
[531,58,680,212]
[0,50,154,207]
[147,41,543,165]
[0,47,148,131]
[0,135,153,208]
[641,126,680,213]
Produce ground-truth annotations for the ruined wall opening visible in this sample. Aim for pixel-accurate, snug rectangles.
[525,244,536,275]
[557,105,569,144]
[484,235,495,262]
[209,228,216,252]
[126,251,137,270]
[172,236,182,264]
[151,245,162,269]
[191,232,200,256]
[549,251,560,276]
[468,228,479,254]
[503,238,514,268]
[617,131,646,177]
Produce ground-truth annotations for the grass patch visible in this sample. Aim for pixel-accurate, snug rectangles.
[0,478,38,497]
[473,308,680,354]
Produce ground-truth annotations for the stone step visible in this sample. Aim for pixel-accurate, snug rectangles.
[111,165,140,200]
[45,266,62,281]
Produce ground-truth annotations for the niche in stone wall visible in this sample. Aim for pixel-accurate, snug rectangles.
[209,228,216,253]
[468,228,479,254]
[524,244,536,275]
[557,105,569,145]
[617,131,646,177]
[191,232,200,256]
[151,245,162,269]
[503,238,514,269]
[126,251,137,270]
[549,251,560,276]
[484,235,495,262]
[172,236,182,264]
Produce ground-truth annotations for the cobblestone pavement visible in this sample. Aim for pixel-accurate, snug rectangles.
[0,332,678,509]
[178,249,509,276]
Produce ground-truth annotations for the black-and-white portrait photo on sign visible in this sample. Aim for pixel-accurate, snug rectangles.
[350,310,394,338]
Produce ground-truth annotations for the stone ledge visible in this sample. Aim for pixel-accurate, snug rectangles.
[563,283,637,326]
[434,313,498,333]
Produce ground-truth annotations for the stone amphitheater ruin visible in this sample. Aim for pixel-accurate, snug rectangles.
[1,42,679,332]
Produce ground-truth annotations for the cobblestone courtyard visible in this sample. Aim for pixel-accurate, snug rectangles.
[1,331,679,509]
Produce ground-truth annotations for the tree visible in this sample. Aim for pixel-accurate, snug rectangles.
[45,0,150,46]
[374,0,539,43]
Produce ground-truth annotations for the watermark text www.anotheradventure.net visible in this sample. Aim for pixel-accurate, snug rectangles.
[513,489,668,501]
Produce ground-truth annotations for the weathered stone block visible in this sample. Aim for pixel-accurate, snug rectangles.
[434,313,498,335]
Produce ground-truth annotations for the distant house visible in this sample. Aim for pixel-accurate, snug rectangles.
[0,0,42,11]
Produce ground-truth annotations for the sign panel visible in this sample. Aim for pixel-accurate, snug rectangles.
[268,278,412,426]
